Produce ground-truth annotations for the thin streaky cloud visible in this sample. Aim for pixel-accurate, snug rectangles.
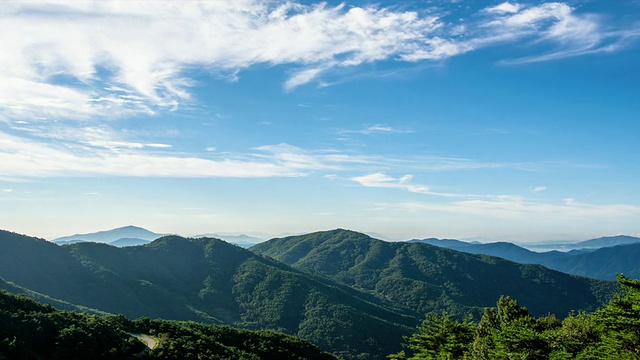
[340,125,415,135]
[530,186,547,193]
[351,173,480,198]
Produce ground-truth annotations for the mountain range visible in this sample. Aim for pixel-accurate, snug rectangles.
[53,225,162,247]
[1,227,632,358]
[53,226,266,248]
[250,229,616,318]
[1,229,415,359]
[409,235,640,280]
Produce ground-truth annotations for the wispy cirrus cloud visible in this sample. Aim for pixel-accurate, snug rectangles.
[0,127,551,180]
[351,172,476,197]
[340,124,415,135]
[1,1,637,122]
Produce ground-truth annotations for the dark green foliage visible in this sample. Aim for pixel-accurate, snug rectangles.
[390,275,640,359]
[251,229,616,319]
[0,289,337,360]
[389,312,475,360]
[0,290,142,360]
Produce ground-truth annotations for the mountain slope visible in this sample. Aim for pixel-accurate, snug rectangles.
[250,229,616,318]
[0,289,338,360]
[411,237,640,280]
[540,243,640,280]
[0,229,415,359]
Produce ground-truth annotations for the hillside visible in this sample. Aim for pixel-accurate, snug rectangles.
[541,243,640,280]
[250,229,617,318]
[0,229,415,360]
[0,289,337,360]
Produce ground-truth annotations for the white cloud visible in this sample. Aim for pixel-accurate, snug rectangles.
[342,125,415,135]
[529,186,547,192]
[351,173,466,197]
[1,1,635,121]
[487,2,522,14]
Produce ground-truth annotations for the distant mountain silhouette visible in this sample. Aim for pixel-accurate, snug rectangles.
[571,235,640,249]
[540,243,640,280]
[409,235,640,280]
[108,237,152,247]
[53,225,164,245]
[192,233,264,247]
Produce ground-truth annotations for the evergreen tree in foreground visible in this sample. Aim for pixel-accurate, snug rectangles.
[390,275,640,359]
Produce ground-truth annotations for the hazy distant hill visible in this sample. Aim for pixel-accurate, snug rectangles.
[108,237,152,247]
[410,236,640,280]
[250,229,616,318]
[408,238,478,248]
[571,235,640,249]
[0,229,415,359]
[193,233,264,248]
[410,239,569,264]
[53,225,164,244]
[540,243,640,280]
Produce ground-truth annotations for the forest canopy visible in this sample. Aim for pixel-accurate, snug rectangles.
[390,274,640,359]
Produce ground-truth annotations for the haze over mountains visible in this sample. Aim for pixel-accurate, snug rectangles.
[409,235,640,280]
[51,225,640,280]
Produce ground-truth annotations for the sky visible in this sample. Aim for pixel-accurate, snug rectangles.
[1,0,639,242]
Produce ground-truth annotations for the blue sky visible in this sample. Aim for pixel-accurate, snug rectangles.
[1,0,639,241]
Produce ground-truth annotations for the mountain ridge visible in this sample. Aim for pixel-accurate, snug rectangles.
[250,229,617,318]
[0,229,416,359]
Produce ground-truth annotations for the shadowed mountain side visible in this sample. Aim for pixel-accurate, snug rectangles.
[540,243,640,280]
[0,289,339,360]
[251,229,617,319]
[410,237,640,281]
[0,230,416,360]
[0,276,111,316]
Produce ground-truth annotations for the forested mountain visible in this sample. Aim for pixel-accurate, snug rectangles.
[541,243,640,280]
[0,289,337,360]
[0,230,415,359]
[250,229,617,318]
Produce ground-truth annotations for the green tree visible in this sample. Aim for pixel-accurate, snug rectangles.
[389,311,475,359]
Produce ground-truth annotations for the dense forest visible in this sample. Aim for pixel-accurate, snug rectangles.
[0,289,337,359]
[251,229,616,318]
[390,274,640,359]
